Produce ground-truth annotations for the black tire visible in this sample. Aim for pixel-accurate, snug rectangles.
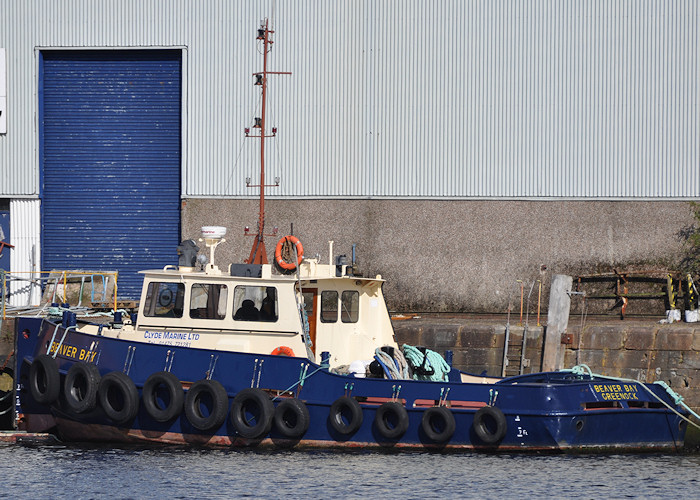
[143,371,184,422]
[273,398,310,439]
[421,406,456,443]
[184,379,229,431]
[230,388,274,439]
[64,362,101,413]
[374,401,409,440]
[329,396,363,435]
[473,406,507,445]
[29,354,60,405]
[98,371,139,425]
[0,367,14,413]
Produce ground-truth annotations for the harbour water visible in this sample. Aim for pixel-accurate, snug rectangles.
[1,444,699,499]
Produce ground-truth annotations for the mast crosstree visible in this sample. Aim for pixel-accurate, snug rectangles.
[244,18,291,265]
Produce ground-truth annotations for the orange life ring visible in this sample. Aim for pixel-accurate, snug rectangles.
[275,236,304,271]
[271,346,295,357]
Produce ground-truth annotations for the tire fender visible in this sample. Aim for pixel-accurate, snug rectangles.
[184,379,229,431]
[374,401,409,440]
[64,362,101,413]
[329,396,363,436]
[143,371,184,422]
[472,405,507,445]
[29,354,61,405]
[421,406,456,443]
[230,388,274,439]
[98,371,139,425]
[273,398,310,439]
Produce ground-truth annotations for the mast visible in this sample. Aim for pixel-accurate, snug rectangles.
[244,18,291,264]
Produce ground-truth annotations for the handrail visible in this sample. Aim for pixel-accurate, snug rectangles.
[1,270,119,319]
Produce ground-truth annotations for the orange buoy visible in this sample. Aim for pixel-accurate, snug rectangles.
[274,236,304,271]
[271,346,295,357]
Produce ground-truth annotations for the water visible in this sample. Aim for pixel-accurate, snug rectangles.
[1,444,699,499]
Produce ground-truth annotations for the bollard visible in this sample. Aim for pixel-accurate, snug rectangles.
[542,274,573,372]
[444,350,453,368]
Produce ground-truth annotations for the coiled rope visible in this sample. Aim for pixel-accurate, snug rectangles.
[402,344,451,382]
[374,349,400,380]
[563,364,700,431]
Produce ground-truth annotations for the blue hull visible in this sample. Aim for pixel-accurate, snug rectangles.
[15,317,687,452]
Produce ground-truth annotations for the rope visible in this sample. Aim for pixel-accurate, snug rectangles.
[393,348,410,379]
[562,364,700,431]
[374,349,400,380]
[570,364,593,377]
[271,363,324,401]
[402,344,451,382]
[576,296,588,365]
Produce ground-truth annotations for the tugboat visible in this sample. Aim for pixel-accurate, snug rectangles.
[13,19,690,451]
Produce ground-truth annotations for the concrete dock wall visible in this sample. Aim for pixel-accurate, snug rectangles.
[393,315,700,409]
[563,321,700,407]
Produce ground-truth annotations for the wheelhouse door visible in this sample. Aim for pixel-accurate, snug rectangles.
[301,289,317,354]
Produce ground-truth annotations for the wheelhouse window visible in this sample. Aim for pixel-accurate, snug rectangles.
[143,282,185,318]
[320,290,338,323]
[341,290,359,323]
[189,283,228,320]
[233,286,278,322]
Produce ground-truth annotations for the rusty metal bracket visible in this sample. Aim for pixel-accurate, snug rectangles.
[561,332,577,346]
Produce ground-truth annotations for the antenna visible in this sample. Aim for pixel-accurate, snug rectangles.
[244,18,292,265]
[199,226,227,273]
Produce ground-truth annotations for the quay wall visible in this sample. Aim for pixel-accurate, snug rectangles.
[393,315,700,410]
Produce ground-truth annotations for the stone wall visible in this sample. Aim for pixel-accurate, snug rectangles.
[393,318,544,377]
[0,318,13,360]
[393,315,700,409]
[182,198,695,313]
[564,320,700,408]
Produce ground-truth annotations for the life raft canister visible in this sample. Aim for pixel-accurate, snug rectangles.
[271,346,295,357]
[274,235,304,271]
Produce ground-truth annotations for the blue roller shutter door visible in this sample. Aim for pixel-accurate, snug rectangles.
[40,50,181,299]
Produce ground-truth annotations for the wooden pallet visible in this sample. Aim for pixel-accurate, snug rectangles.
[88,300,138,311]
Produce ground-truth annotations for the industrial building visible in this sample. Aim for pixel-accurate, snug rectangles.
[0,1,698,312]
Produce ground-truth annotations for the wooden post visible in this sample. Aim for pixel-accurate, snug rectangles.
[542,274,573,372]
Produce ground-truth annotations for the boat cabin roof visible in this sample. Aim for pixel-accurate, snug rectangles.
[127,259,396,369]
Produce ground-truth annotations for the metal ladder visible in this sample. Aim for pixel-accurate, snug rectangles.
[501,308,530,377]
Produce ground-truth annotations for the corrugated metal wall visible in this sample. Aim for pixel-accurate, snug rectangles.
[8,200,41,306]
[0,0,698,199]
